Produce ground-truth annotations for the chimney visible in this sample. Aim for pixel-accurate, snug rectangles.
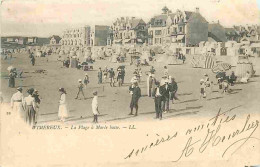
[196,7,199,13]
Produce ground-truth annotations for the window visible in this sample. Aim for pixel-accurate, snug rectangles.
[155,30,162,36]
[179,27,183,33]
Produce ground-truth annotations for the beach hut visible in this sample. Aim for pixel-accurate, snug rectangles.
[235,56,254,78]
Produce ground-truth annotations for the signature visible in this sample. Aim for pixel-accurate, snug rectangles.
[124,106,260,161]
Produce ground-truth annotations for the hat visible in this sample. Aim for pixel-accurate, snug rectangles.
[93,91,98,95]
[59,87,65,92]
[204,74,208,76]
[78,79,82,82]
[27,88,34,94]
[34,89,38,92]
[200,79,204,83]
[85,73,88,76]
[17,87,23,91]
[162,75,167,78]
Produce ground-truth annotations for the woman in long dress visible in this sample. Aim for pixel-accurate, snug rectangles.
[8,71,16,88]
[58,88,68,122]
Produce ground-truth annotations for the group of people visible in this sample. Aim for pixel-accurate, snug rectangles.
[10,87,40,126]
[128,65,179,120]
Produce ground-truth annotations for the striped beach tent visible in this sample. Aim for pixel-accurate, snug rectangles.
[212,63,231,73]
[204,56,215,69]
[235,62,254,78]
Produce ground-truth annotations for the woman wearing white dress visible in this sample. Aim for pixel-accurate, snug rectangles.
[58,88,68,122]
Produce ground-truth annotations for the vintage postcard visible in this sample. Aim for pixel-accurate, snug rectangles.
[1,0,260,166]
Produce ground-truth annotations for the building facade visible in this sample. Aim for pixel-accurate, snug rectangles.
[49,35,61,45]
[90,25,110,46]
[111,17,147,45]
[148,7,208,46]
[60,26,91,46]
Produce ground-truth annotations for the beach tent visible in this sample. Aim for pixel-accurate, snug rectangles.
[235,56,254,78]
[190,54,216,69]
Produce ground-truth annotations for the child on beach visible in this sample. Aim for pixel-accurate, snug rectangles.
[92,91,100,123]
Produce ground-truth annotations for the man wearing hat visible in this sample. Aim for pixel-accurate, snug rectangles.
[108,68,115,87]
[161,78,170,113]
[75,79,86,100]
[98,67,103,84]
[153,81,163,120]
[24,88,37,125]
[129,81,141,116]
[116,68,123,87]
[169,77,178,103]
[10,87,25,120]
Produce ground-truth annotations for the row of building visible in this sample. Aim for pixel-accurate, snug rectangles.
[2,6,260,48]
[57,6,259,47]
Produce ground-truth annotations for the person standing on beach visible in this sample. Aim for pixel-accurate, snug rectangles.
[83,73,89,88]
[153,82,163,120]
[108,68,115,87]
[98,68,103,84]
[58,88,68,122]
[24,88,37,126]
[75,79,86,100]
[8,70,16,88]
[92,91,100,123]
[129,81,141,116]
[32,89,41,124]
[10,87,24,120]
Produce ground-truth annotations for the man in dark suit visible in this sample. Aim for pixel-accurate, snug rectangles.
[129,82,141,116]
[161,79,170,113]
[153,81,163,120]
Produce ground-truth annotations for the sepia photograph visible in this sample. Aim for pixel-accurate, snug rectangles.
[1,0,260,166]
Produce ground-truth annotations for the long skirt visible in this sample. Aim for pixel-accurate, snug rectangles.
[13,102,24,120]
[9,78,15,88]
[58,104,68,118]
[26,106,36,126]
[130,97,139,109]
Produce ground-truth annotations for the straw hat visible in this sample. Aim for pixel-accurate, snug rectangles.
[78,79,82,82]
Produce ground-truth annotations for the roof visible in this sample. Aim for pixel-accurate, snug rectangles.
[186,12,208,23]
[225,28,237,35]
[148,10,207,27]
[50,35,61,42]
[130,19,146,29]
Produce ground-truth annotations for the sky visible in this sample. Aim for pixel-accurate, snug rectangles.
[1,0,260,37]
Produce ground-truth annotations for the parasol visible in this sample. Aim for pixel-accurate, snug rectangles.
[212,63,231,73]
